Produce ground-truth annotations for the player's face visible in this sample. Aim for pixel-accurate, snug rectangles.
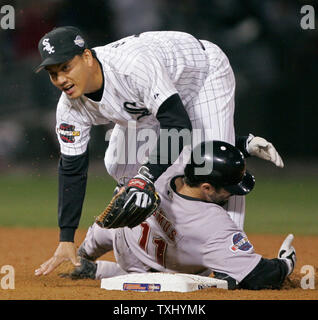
[212,188,232,206]
[45,55,90,99]
[203,186,232,206]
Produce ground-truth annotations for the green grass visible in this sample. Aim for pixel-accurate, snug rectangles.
[0,172,116,229]
[245,177,318,235]
[0,173,317,235]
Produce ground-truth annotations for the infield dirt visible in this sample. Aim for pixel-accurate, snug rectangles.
[0,228,317,300]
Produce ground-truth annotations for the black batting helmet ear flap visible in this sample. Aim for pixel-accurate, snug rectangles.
[184,140,255,196]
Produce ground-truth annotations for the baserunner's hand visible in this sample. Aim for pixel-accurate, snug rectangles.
[35,242,80,276]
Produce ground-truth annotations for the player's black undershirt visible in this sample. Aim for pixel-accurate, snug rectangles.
[58,150,89,241]
[144,93,192,181]
[235,135,250,158]
[214,257,289,290]
[239,257,289,290]
[214,257,290,290]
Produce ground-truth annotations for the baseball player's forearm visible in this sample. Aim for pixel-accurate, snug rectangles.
[145,94,192,181]
[143,134,181,181]
[235,135,250,158]
[238,257,289,290]
[95,261,127,280]
[58,150,89,241]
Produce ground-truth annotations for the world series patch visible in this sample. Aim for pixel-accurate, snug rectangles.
[230,233,253,253]
[57,123,80,143]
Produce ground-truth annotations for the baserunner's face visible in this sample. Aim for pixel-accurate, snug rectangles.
[45,55,89,99]
[206,187,232,206]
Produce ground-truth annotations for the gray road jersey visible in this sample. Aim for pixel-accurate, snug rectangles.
[121,165,261,282]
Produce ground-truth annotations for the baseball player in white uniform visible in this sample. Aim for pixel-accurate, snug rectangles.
[34,26,283,276]
[69,141,295,290]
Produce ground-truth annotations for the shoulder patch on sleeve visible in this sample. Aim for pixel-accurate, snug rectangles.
[230,232,253,253]
[57,123,80,143]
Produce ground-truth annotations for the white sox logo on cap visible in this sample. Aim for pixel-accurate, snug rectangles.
[42,38,55,54]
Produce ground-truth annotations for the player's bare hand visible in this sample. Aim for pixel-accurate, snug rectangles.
[34,242,80,276]
[247,136,284,168]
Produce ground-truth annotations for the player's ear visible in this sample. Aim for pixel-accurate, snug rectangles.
[200,183,215,193]
[81,49,94,66]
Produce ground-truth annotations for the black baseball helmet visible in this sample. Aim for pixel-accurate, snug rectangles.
[184,140,255,195]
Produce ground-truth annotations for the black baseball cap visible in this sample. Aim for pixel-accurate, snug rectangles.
[35,26,88,73]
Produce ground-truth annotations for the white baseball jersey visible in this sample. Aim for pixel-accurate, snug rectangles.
[56,30,244,229]
[56,31,207,155]
[83,164,261,283]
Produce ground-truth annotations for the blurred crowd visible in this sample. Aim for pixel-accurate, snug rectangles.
[0,0,317,168]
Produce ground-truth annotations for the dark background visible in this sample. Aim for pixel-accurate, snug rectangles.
[0,0,317,171]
